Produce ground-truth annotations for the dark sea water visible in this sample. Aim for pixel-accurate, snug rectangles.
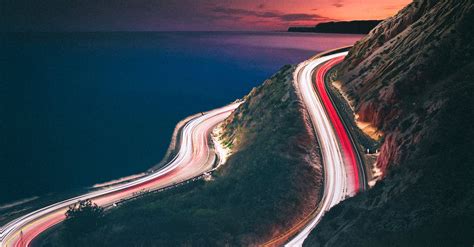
[0,32,362,204]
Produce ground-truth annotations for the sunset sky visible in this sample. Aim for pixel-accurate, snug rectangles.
[1,0,411,32]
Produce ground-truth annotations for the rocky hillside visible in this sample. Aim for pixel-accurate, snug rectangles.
[304,0,474,246]
[338,0,474,173]
[40,66,324,246]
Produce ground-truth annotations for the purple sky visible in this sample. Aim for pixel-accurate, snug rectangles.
[0,0,410,32]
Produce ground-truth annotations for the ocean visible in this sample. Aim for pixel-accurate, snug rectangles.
[0,31,362,204]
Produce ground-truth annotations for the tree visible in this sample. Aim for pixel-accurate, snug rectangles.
[64,199,104,235]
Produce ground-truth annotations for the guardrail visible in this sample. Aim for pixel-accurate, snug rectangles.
[109,171,213,208]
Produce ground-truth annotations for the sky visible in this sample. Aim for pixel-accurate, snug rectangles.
[0,0,411,32]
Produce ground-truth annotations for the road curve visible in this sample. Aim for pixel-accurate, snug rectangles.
[263,51,364,247]
[0,103,240,247]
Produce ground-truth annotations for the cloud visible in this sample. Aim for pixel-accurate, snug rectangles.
[333,0,344,8]
[211,7,331,23]
[212,7,255,16]
[1,0,338,31]
[279,13,326,21]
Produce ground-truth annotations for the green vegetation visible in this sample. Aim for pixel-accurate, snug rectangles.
[43,65,323,246]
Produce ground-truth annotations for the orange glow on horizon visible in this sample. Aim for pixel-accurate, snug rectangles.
[1,0,414,32]
[214,0,412,30]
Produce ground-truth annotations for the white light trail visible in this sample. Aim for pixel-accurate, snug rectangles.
[286,52,352,247]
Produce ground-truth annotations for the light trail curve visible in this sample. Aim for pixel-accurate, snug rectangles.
[263,50,365,247]
[285,52,362,246]
[0,103,240,247]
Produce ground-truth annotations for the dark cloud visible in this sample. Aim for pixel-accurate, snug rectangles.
[211,7,331,22]
[279,13,326,21]
[333,0,344,8]
[1,0,333,31]
[212,7,254,16]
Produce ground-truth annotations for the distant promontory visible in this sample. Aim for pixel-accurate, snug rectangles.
[288,20,381,34]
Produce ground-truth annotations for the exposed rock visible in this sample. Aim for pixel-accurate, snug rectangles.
[304,0,474,246]
[339,0,474,174]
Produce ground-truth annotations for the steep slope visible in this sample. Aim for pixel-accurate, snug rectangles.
[304,0,474,246]
[40,66,324,246]
[338,0,474,173]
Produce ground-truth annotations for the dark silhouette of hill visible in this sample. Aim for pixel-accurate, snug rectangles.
[288,20,381,34]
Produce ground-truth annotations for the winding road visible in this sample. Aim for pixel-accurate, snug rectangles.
[0,103,239,247]
[264,51,366,246]
[286,51,362,246]
[2,50,366,247]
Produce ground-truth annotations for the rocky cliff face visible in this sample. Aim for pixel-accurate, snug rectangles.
[304,0,474,246]
[339,0,474,173]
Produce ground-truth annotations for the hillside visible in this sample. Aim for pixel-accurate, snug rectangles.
[304,0,474,246]
[39,66,324,246]
[288,20,381,34]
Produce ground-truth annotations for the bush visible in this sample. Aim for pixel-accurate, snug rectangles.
[64,199,104,235]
